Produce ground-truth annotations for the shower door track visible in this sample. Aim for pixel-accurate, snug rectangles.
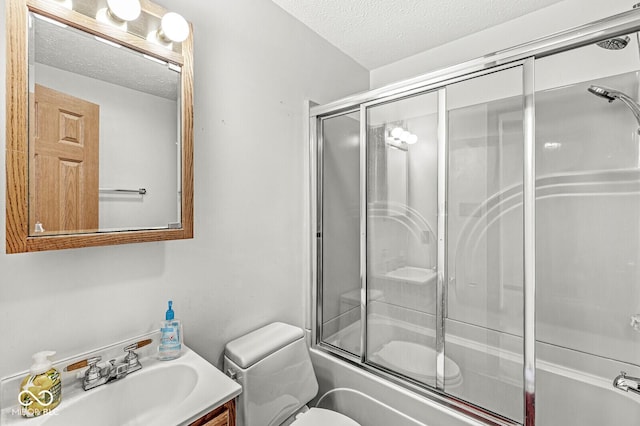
[310,8,640,118]
[310,7,640,426]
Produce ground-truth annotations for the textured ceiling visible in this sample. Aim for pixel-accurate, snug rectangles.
[271,0,565,70]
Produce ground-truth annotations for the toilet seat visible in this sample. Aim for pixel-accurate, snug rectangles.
[372,340,463,387]
[291,408,361,426]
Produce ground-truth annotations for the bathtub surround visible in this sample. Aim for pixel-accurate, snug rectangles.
[0,0,368,378]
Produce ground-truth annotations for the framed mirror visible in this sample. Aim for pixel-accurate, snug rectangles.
[6,0,194,253]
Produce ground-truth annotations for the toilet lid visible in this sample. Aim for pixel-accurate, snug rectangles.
[291,408,361,426]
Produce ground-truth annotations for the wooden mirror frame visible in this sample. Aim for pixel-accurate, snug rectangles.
[5,0,193,253]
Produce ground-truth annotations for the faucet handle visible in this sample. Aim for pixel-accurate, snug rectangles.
[65,359,88,372]
[83,357,103,383]
[123,339,152,373]
[65,355,101,372]
[86,356,102,373]
[123,339,152,352]
[81,356,110,391]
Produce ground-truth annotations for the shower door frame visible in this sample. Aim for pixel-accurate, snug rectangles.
[310,8,640,426]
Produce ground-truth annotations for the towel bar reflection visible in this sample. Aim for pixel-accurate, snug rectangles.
[99,188,147,195]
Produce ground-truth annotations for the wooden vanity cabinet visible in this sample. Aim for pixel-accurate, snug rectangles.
[188,399,236,426]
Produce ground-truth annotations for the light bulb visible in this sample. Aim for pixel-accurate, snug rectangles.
[106,0,141,22]
[390,127,403,139]
[407,134,418,145]
[159,12,190,43]
[400,131,410,142]
[96,8,127,30]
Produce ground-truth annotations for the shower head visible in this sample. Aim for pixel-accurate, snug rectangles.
[596,4,640,51]
[588,85,640,132]
[597,36,630,50]
[588,85,616,102]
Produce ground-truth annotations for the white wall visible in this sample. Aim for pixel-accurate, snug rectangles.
[370,0,636,89]
[0,0,368,377]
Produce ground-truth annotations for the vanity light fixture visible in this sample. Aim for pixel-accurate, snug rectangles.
[96,0,141,31]
[159,12,190,43]
[106,0,142,22]
[96,8,126,30]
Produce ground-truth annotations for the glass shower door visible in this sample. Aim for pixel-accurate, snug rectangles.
[365,91,440,387]
[445,66,525,422]
[319,111,362,355]
[317,64,530,424]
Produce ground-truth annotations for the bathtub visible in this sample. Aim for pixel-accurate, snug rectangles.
[312,315,640,425]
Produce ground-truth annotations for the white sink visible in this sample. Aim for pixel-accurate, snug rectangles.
[385,266,437,285]
[1,338,241,426]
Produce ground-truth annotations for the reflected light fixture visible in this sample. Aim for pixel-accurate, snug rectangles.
[543,141,562,151]
[388,125,418,145]
[390,127,404,139]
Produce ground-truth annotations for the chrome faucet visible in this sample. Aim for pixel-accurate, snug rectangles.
[65,339,151,391]
[81,356,128,390]
[613,371,640,395]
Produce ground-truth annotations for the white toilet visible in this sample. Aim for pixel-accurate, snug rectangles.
[224,322,361,426]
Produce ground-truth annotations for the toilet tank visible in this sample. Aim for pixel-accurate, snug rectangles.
[224,322,319,426]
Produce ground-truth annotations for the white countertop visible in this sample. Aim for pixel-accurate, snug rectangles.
[0,334,241,426]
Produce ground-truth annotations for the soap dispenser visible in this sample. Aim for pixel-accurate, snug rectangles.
[19,351,62,417]
[159,300,182,360]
